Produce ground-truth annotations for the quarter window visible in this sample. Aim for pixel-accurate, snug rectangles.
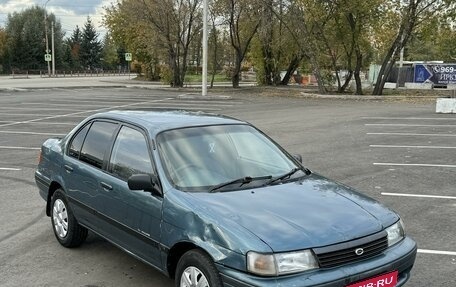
[69,123,90,159]
[80,121,118,169]
[109,126,153,181]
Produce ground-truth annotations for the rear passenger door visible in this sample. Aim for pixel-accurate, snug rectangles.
[98,125,163,267]
[64,120,118,234]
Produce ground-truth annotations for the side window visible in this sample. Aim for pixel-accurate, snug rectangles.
[109,126,153,181]
[69,123,90,159]
[80,121,118,169]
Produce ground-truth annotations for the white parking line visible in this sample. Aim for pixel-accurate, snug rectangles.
[381,192,456,200]
[22,102,113,107]
[23,122,77,126]
[367,132,456,137]
[363,117,456,120]
[0,167,21,171]
[0,98,173,128]
[0,131,66,136]
[418,249,456,256]
[0,146,40,150]
[374,163,456,168]
[370,144,456,149]
[0,113,81,117]
[365,124,456,127]
[0,107,86,112]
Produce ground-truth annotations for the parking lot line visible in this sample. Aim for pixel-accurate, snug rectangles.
[381,192,456,200]
[418,249,456,256]
[370,144,456,149]
[0,131,66,136]
[365,124,456,127]
[0,167,21,171]
[0,113,80,117]
[374,163,456,168]
[367,132,456,137]
[362,117,456,120]
[23,122,77,126]
[0,107,86,112]
[0,146,40,150]
[0,98,173,128]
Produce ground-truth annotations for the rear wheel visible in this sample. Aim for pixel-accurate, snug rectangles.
[175,249,223,287]
[50,189,87,247]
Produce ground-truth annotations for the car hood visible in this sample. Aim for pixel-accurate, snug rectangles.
[189,174,398,252]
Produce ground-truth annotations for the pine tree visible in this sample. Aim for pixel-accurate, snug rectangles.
[68,26,82,69]
[80,17,102,70]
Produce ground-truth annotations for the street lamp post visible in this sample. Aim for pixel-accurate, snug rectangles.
[44,0,51,77]
[52,21,55,76]
[202,0,208,96]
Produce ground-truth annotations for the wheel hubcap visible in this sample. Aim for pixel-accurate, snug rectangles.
[53,199,68,238]
[180,266,209,287]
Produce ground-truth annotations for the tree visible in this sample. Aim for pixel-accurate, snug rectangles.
[66,26,83,69]
[372,0,454,95]
[5,6,64,71]
[80,17,102,70]
[102,33,121,70]
[104,0,201,86]
[216,0,260,88]
[0,27,8,73]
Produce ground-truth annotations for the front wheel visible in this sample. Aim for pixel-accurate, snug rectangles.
[175,249,223,287]
[50,189,87,247]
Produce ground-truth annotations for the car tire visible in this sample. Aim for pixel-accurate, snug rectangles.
[175,249,223,287]
[50,189,87,248]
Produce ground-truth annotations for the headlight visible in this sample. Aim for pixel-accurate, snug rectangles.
[247,250,318,276]
[386,219,405,247]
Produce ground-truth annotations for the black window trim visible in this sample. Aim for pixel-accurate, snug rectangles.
[105,121,162,192]
[65,117,162,192]
[66,119,120,171]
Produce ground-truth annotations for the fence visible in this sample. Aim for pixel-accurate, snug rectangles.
[9,69,132,78]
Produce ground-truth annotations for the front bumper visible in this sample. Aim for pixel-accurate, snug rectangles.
[217,237,417,287]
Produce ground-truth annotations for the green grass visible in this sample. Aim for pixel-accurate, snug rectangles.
[184,73,230,83]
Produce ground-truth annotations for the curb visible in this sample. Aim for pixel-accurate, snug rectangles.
[299,92,442,100]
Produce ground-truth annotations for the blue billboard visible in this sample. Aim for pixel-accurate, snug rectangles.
[414,64,456,85]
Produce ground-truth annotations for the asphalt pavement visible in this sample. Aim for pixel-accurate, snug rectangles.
[0,79,455,286]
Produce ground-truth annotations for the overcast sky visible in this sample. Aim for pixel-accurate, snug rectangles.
[0,0,113,38]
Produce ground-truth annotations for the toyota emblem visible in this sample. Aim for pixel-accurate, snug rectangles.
[355,248,364,256]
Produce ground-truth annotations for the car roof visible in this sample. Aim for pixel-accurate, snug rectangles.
[89,110,246,135]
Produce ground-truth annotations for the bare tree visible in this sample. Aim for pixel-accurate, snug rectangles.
[217,0,260,88]
[373,0,448,95]
[129,0,201,87]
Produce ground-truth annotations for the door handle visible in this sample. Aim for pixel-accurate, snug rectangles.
[100,182,113,191]
[64,165,73,172]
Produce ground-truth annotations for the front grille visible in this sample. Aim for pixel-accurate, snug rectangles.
[313,232,388,268]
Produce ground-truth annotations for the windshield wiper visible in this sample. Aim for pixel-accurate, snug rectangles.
[209,175,272,193]
[265,167,306,186]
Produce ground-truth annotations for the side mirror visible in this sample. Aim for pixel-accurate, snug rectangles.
[293,154,303,163]
[128,174,162,196]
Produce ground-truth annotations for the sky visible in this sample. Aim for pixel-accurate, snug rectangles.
[0,0,113,38]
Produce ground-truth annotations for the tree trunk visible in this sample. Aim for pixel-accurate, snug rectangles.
[308,51,326,94]
[210,22,218,89]
[354,47,363,95]
[232,51,242,88]
[280,54,301,85]
[340,71,353,92]
[373,2,418,95]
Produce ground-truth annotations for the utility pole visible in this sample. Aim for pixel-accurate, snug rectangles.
[202,0,208,96]
[44,0,51,77]
[51,21,55,76]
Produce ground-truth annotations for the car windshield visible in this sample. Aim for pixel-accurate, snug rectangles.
[156,124,304,192]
